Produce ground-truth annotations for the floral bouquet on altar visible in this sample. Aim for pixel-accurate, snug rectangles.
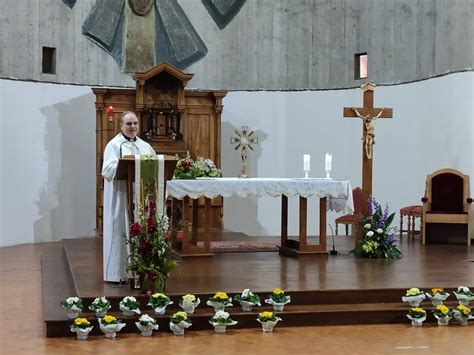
[355,198,402,259]
[173,152,221,179]
[126,199,179,294]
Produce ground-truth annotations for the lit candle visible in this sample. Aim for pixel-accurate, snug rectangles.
[325,153,332,171]
[303,154,311,171]
[107,105,114,121]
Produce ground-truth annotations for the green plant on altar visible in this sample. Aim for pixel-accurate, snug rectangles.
[173,151,221,179]
[354,198,402,259]
[126,199,179,295]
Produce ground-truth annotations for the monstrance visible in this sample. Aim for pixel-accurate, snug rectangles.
[230,126,259,178]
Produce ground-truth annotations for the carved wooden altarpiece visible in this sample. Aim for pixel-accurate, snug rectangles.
[93,62,227,236]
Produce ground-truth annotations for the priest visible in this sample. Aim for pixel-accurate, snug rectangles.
[101,111,156,283]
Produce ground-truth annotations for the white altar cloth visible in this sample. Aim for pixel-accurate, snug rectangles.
[167,178,354,214]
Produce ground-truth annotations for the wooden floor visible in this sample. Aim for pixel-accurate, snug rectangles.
[1,237,473,354]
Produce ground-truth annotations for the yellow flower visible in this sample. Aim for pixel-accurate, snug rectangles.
[436,305,449,314]
[74,318,90,326]
[152,293,166,299]
[456,305,471,316]
[431,288,443,295]
[410,307,425,314]
[214,292,229,300]
[183,294,196,302]
[273,288,284,296]
[406,288,421,296]
[103,315,116,324]
[259,311,274,319]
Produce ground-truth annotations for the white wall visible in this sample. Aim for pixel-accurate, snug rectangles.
[1,72,472,246]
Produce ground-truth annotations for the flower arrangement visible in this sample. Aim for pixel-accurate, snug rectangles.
[257,311,282,332]
[407,308,426,327]
[119,296,141,316]
[355,198,401,259]
[70,318,93,340]
[265,288,291,311]
[148,292,173,315]
[135,314,159,336]
[61,296,83,319]
[453,286,474,306]
[425,288,449,306]
[173,152,221,179]
[99,315,126,338]
[234,288,261,311]
[126,199,179,294]
[169,311,192,336]
[180,294,200,314]
[453,304,472,325]
[432,305,452,318]
[402,288,426,307]
[207,291,233,311]
[88,296,111,317]
[209,310,238,333]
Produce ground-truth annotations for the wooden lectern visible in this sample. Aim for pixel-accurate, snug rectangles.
[115,155,177,221]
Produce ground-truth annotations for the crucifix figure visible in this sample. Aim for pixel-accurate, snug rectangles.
[343,83,393,241]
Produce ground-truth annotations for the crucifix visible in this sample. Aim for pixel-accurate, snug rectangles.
[343,82,393,240]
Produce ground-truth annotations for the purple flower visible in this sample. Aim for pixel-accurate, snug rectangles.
[387,234,396,244]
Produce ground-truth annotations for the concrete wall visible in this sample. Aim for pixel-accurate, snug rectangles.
[1,72,472,247]
[1,0,472,89]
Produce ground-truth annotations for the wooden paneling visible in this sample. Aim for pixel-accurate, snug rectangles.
[93,63,227,235]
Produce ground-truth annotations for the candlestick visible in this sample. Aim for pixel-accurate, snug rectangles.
[303,154,311,172]
[325,153,332,171]
[107,105,114,122]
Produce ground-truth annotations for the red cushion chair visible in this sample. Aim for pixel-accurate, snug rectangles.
[422,169,472,245]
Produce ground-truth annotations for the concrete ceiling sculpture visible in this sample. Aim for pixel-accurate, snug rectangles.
[62,0,246,73]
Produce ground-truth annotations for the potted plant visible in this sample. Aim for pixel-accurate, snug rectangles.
[401,288,425,307]
[453,304,472,326]
[425,288,449,306]
[432,305,453,326]
[60,296,83,319]
[234,288,261,311]
[169,311,192,336]
[207,292,233,312]
[257,311,282,332]
[126,200,179,295]
[148,292,173,315]
[119,296,141,316]
[209,310,238,334]
[406,308,426,327]
[88,296,111,317]
[265,288,291,311]
[354,198,402,259]
[453,286,474,306]
[135,314,159,336]
[99,315,126,338]
[70,317,93,340]
[179,294,200,314]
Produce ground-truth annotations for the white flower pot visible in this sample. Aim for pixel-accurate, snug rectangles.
[105,332,117,338]
[425,292,450,307]
[99,322,126,338]
[153,305,168,315]
[170,321,191,336]
[411,320,424,327]
[458,299,470,307]
[180,299,200,314]
[401,294,425,307]
[273,304,285,311]
[72,326,93,340]
[135,322,159,336]
[437,317,451,326]
[95,309,107,318]
[261,320,278,332]
[67,312,79,320]
[240,301,254,312]
[213,324,227,334]
[457,318,468,326]
[141,330,153,337]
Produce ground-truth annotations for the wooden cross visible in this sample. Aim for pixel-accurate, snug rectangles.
[343,83,393,239]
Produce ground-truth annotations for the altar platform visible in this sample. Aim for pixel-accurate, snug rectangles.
[42,232,474,337]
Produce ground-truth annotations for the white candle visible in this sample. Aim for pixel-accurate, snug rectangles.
[325,153,332,171]
[303,154,311,171]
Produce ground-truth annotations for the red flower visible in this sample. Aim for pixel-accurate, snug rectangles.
[129,223,141,236]
[138,239,152,257]
[182,160,192,171]
[147,217,156,234]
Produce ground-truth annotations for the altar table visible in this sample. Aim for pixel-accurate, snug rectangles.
[167,178,354,257]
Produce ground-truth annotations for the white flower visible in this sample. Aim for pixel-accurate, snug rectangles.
[242,289,250,298]
[457,286,470,294]
[376,228,383,234]
[214,310,230,320]
[364,223,371,229]
[138,314,155,324]
[366,231,374,237]
[124,296,137,303]
[66,297,79,304]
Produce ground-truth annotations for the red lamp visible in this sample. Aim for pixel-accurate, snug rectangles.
[107,105,114,122]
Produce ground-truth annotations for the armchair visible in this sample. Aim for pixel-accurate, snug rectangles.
[421,168,472,245]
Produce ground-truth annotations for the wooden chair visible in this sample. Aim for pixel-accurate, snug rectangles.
[399,205,423,238]
[335,187,363,236]
[421,168,472,246]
